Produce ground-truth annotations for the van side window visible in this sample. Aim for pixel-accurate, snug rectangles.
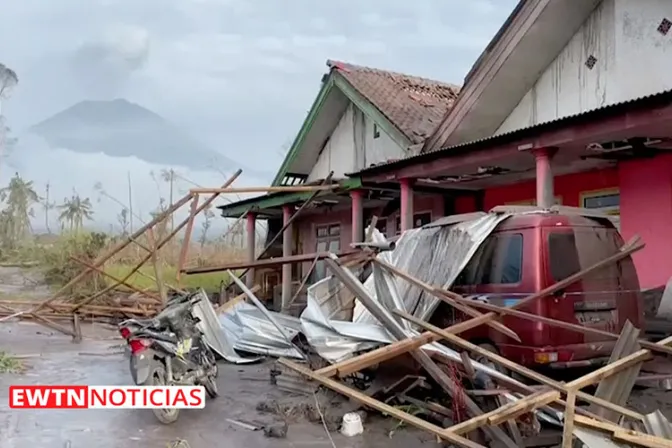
[456,233,524,285]
[548,233,581,281]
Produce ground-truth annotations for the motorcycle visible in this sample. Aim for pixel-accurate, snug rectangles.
[118,291,219,424]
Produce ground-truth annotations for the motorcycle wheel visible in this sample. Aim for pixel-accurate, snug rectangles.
[149,362,180,425]
[204,357,219,399]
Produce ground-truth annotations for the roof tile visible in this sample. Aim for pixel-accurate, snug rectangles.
[327,60,460,145]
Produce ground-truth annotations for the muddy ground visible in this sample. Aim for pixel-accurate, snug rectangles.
[0,321,444,448]
[2,267,672,447]
[0,265,437,448]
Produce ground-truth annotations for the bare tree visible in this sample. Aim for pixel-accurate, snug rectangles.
[199,205,215,252]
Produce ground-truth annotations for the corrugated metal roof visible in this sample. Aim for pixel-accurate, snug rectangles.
[351,88,672,177]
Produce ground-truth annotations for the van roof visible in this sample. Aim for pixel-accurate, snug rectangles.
[423,205,617,230]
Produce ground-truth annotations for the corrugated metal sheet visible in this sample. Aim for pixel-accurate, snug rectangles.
[643,410,672,439]
[351,88,672,176]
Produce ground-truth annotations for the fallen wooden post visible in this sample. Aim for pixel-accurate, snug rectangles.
[317,237,643,380]
[70,173,242,314]
[69,256,161,302]
[279,359,486,448]
[176,194,200,285]
[323,257,518,448]
[189,184,337,194]
[393,309,644,422]
[573,415,672,448]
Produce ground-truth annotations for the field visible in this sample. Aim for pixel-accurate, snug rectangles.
[0,231,248,297]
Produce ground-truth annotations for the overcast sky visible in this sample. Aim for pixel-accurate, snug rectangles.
[0,0,517,230]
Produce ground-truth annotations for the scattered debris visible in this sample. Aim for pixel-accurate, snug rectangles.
[262,421,288,438]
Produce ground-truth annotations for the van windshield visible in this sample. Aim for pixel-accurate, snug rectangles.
[455,233,523,285]
[548,228,623,282]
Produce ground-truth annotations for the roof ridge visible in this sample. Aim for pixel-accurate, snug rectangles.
[325,59,460,90]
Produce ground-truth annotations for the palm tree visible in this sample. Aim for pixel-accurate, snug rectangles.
[57,193,94,233]
[0,173,40,245]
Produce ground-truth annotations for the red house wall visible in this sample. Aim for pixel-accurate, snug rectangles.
[619,154,672,289]
[483,169,619,209]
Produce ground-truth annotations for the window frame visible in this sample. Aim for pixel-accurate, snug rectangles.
[395,210,433,235]
[312,223,341,282]
[579,188,620,216]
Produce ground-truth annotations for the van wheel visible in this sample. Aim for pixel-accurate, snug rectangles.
[474,343,509,376]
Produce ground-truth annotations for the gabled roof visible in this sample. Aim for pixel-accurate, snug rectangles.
[422,0,602,152]
[271,60,459,186]
[327,60,459,145]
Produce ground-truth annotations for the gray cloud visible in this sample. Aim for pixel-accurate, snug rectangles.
[0,0,517,226]
[69,25,150,98]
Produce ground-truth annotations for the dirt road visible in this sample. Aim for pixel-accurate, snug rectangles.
[0,321,438,448]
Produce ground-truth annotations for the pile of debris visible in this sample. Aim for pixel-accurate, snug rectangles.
[212,211,672,448]
[0,168,340,340]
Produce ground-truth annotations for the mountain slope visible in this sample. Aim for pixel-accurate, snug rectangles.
[28,99,254,173]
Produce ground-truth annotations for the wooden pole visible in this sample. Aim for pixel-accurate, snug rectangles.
[146,227,167,305]
[317,236,643,379]
[69,171,242,314]
[176,194,200,285]
[69,256,161,302]
[189,185,336,195]
[230,172,334,285]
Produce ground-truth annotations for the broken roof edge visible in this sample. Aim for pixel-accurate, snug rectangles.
[218,177,363,218]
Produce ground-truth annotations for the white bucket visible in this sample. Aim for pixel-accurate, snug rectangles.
[340,412,364,437]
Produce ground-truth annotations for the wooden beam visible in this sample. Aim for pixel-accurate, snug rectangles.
[561,391,577,448]
[323,258,517,448]
[182,250,359,275]
[279,359,486,448]
[447,390,559,435]
[176,194,200,285]
[374,259,520,341]
[393,309,643,422]
[574,415,672,448]
[324,234,642,380]
[189,185,336,194]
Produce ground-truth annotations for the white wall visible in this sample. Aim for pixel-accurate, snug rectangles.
[497,0,672,134]
[308,102,406,180]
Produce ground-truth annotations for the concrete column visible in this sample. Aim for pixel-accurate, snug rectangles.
[245,211,256,287]
[533,147,557,208]
[400,178,414,232]
[281,205,293,313]
[350,189,364,243]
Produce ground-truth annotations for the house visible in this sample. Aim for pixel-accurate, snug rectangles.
[218,61,460,309]
[356,0,672,290]
[220,0,672,310]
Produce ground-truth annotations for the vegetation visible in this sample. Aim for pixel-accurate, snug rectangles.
[0,170,246,298]
[0,351,23,373]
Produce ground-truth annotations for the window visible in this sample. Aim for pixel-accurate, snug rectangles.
[505,196,562,206]
[395,212,432,234]
[373,123,380,139]
[581,192,620,215]
[313,224,341,282]
[548,229,622,282]
[455,233,524,285]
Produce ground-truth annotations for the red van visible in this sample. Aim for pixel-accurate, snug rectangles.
[435,207,643,370]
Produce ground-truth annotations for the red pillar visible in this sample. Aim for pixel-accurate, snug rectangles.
[281,205,293,312]
[245,211,256,287]
[400,178,414,232]
[532,148,557,208]
[350,189,364,243]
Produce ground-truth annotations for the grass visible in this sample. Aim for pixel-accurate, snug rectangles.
[0,352,23,373]
[105,263,237,294]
